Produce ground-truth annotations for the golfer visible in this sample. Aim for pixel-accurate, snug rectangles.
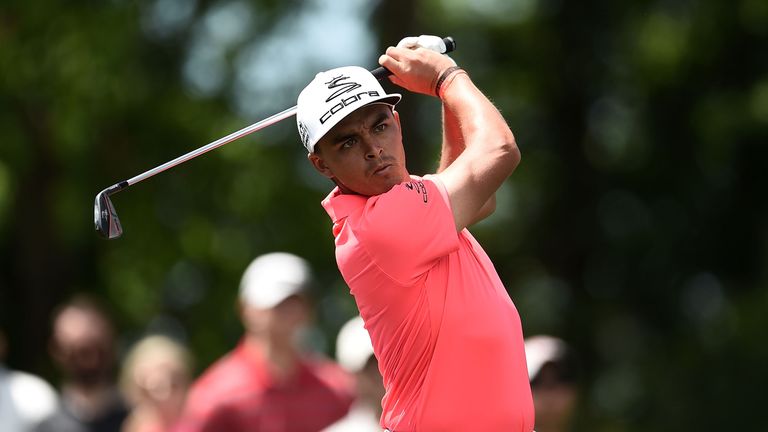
[297,36,534,432]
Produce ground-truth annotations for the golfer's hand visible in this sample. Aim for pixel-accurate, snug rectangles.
[378,44,457,97]
[396,35,450,53]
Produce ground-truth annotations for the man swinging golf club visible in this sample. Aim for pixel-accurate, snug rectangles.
[298,35,534,431]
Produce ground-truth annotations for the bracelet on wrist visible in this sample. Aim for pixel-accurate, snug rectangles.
[434,66,463,97]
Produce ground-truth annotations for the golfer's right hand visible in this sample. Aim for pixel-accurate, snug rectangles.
[378,44,457,97]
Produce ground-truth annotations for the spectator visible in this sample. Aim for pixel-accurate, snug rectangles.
[322,316,384,432]
[174,252,354,432]
[0,328,58,432]
[119,335,193,432]
[525,335,580,432]
[35,295,129,432]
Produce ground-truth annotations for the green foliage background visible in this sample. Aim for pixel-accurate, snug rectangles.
[1,0,767,430]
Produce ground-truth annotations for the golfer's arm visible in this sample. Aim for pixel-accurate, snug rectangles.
[438,104,496,226]
[436,73,520,232]
[437,105,496,226]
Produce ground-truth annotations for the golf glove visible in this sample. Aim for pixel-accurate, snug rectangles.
[397,35,448,54]
[397,35,457,67]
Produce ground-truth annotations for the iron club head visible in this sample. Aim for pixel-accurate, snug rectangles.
[94,183,126,239]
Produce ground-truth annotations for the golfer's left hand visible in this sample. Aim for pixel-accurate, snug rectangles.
[378,37,457,97]
[396,35,452,54]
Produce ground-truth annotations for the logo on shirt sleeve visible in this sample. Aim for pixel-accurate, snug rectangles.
[404,181,428,203]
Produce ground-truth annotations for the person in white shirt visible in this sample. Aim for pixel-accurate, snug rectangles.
[323,316,385,432]
[0,329,58,432]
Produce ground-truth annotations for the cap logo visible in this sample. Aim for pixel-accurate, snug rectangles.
[319,74,381,125]
[325,74,362,102]
[298,121,310,149]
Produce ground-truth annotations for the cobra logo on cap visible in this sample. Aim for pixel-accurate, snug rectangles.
[318,74,380,125]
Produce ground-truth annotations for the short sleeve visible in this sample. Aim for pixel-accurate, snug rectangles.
[354,175,459,285]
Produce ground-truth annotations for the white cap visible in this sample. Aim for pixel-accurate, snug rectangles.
[239,252,312,309]
[296,66,401,153]
[335,316,375,374]
[524,335,567,381]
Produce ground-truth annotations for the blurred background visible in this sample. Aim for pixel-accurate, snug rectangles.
[1,0,767,430]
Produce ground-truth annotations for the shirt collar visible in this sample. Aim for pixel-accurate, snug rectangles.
[321,187,368,223]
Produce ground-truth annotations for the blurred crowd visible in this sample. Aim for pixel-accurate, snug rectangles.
[1,251,581,432]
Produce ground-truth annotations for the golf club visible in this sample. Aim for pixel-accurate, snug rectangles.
[95,36,456,239]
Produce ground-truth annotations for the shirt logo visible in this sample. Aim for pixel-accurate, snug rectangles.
[319,74,380,125]
[404,181,428,203]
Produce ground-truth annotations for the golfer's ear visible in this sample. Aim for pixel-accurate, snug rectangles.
[392,110,402,130]
[308,153,334,179]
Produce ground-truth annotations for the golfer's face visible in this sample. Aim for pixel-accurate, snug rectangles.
[311,104,408,196]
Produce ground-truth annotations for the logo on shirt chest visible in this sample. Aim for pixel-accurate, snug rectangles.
[404,181,428,203]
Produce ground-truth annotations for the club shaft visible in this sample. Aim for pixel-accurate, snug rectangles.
[123,36,455,189]
[126,105,297,186]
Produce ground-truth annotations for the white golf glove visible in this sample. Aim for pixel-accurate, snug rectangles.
[397,35,448,54]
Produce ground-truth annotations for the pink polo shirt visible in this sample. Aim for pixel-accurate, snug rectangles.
[322,175,534,432]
